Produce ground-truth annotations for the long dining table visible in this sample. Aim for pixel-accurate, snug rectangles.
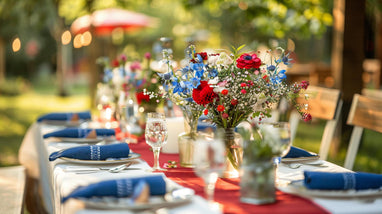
[18,120,382,214]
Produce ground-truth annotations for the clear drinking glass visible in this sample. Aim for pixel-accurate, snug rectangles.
[145,112,168,171]
[193,134,225,205]
[256,122,291,186]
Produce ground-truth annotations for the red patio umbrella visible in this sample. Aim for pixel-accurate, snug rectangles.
[70,8,157,36]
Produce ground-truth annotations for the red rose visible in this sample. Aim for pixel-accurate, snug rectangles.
[136,92,150,105]
[112,59,119,67]
[241,89,247,94]
[236,53,262,69]
[192,81,218,105]
[240,83,247,87]
[221,89,229,95]
[231,99,238,105]
[217,105,225,112]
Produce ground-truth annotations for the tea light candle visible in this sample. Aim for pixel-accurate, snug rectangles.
[162,117,185,154]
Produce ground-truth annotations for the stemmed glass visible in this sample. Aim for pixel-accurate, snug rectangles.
[193,133,225,208]
[145,112,168,171]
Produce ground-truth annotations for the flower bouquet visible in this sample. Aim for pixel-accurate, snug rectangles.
[97,53,162,136]
[146,45,311,172]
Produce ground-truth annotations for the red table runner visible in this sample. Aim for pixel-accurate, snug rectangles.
[129,141,329,214]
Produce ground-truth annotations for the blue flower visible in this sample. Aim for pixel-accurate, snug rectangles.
[103,69,113,82]
[208,68,218,78]
[172,81,183,94]
[196,54,203,62]
[119,67,125,77]
[277,70,287,79]
[270,70,287,84]
[162,72,172,81]
[267,65,276,71]
[181,66,191,75]
[191,77,201,88]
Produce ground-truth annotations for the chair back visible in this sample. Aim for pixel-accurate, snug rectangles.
[361,88,382,100]
[290,86,342,160]
[344,94,382,169]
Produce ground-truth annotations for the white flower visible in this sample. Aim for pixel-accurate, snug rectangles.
[216,52,233,67]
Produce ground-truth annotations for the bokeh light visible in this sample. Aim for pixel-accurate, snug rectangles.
[81,31,92,46]
[61,30,72,45]
[12,37,21,52]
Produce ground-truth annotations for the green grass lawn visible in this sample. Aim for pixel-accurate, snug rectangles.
[293,120,382,174]
[1,87,381,174]
[0,91,91,166]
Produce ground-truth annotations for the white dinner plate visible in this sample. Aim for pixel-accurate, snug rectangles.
[60,153,141,164]
[279,180,382,199]
[40,120,89,127]
[57,136,115,144]
[281,155,320,163]
[80,187,194,211]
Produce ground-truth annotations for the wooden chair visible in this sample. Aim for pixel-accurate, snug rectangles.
[289,85,343,160]
[362,88,382,99]
[344,94,382,170]
[0,165,26,214]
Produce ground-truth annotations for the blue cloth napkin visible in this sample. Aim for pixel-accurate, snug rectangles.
[62,175,166,203]
[197,115,216,132]
[49,143,130,161]
[37,111,91,122]
[304,171,382,190]
[283,146,317,159]
[43,128,115,139]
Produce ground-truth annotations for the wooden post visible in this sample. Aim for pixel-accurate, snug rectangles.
[331,0,365,154]
[0,37,5,83]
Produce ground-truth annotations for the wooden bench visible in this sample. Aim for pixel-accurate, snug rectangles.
[0,165,26,214]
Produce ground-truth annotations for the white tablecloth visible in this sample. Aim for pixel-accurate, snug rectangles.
[19,122,382,214]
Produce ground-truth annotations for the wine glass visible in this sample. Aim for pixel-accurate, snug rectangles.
[145,112,168,171]
[193,134,225,208]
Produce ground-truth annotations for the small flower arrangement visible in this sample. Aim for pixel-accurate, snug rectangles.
[97,53,160,108]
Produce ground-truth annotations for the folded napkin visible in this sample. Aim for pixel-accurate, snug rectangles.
[283,146,317,159]
[37,111,91,122]
[197,115,216,132]
[43,128,115,139]
[62,175,166,203]
[304,171,382,190]
[49,143,130,161]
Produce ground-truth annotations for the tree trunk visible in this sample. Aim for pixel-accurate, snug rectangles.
[376,9,382,88]
[331,0,365,155]
[0,37,5,83]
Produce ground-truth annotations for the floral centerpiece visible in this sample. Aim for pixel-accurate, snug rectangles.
[96,53,162,136]
[146,45,311,171]
[189,46,310,171]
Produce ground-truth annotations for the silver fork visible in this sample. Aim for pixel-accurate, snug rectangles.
[66,162,136,174]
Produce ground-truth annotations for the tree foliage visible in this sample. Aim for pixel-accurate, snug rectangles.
[181,0,333,42]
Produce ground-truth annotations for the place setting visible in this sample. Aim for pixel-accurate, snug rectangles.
[49,142,141,166]
[43,127,117,144]
[37,111,92,127]
[278,170,382,200]
[61,174,195,212]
